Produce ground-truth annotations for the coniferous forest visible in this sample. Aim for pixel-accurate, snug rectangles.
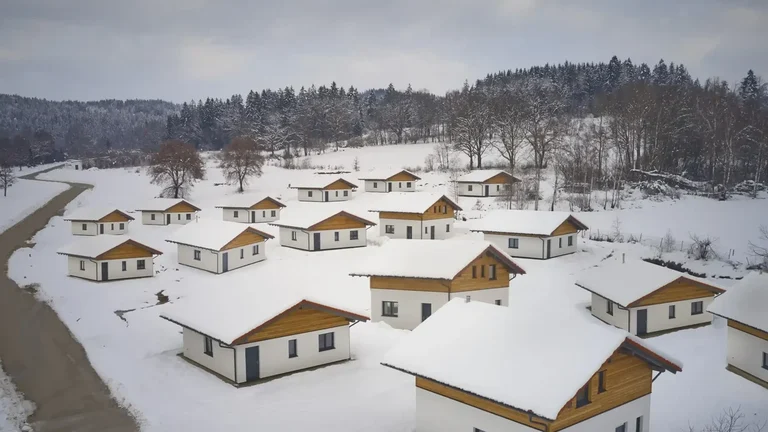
[1,56,766,192]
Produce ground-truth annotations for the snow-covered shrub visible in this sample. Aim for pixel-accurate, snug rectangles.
[688,234,719,261]
[636,180,681,200]
[423,154,436,172]
[643,258,707,278]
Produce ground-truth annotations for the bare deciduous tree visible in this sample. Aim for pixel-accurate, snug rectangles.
[149,139,205,198]
[0,164,16,197]
[748,225,768,267]
[220,136,265,193]
[687,407,766,432]
[493,83,526,173]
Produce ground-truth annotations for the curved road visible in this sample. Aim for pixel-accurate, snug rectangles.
[0,166,138,432]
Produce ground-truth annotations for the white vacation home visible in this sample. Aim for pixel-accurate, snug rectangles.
[216,196,286,223]
[160,289,369,385]
[63,207,134,236]
[471,210,589,259]
[137,198,201,225]
[577,259,726,337]
[382,298,682,432]
[290,177,358,202]
[455,169,520,197]
[358,169,421,193]
[270,208,375,252]
[165,219,273,274]
[350,240,525,330]
[57,236,162,282]
[368,193,462,240]
[68,160,83,170]
[708,272,768,388]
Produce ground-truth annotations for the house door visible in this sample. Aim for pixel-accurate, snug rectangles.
[101,262,109,281]
[406,226,413,239]
[324,191,329,202]
[546,239,552,259]
[313,233,321,251]
[251,211,255,223]
[421,303,432,322]
[166,214,171,225]
[388,183,392,192]
[99,224,104,234]
[430,226,435,240]
[222,252,229,273]
[484,185,490,196]
[245,346,260,381]
[637,309,648,336]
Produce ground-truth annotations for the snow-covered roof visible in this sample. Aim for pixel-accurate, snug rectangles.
[57,236,162,259]
[214,195,286,209]
[160,287,369,345]
[165,219,273,251]
[470,210,588,236]
[357,169,421,181]
[135,198,201,212]
[455,170,518,183]
[576,259,725,307]
[270,207,375,230]
[708,272,768,333]
[63,207,134,222]
[350,240,525,280]
[382,299,682,421]
[368,192,462,214]
[289,176,358,189]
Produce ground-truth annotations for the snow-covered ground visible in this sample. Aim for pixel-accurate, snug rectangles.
[0,361,34,432]
[5,145,766,431]
[0,179,68,234]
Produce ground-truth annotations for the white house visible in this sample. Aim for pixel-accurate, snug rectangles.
[160,289,369,385]
[471,210,589,259]
[350,240,525,330]
[382,298,682,432]
[290,177,358,202]
[368,193,462,240]
[455,170,520,197]
[358,169,421,193]
[68,160,83,170]
[576,259,726,337]
[136,198,201,225]
[708,272,768,388]
[165,219,274,274]
[215,196,286,223]
[270,208,375,251]
[63,207,134,236]
[57,237,163,282]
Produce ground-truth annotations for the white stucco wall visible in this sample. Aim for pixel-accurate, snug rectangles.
[379,218,454,240]
[726,325,768,383]
[309,228,368,251]
[218,243,266,273]
[279,227,311,250]
[484,233,578,259]
[222,208,280,223]
[561,394,650,432]
[168,212,195,224]
[233,325,350,383]
[176,242,267,274]
[297,188,353,202]
[458,182,508,197]
[70,221,129,236]
[66,256,154,281]
[371,288,508,330]
[141,211,165,225]
[591,293,630,331]
[182,328,236,381]
[628,297,714,335]
[177,244,219,273]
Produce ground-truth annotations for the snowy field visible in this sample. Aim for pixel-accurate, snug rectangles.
[0,166,69,234]
[5,144,767,431]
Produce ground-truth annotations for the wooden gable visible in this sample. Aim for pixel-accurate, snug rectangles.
[323,179,357,190]
[629,277,723,308]
[484,172,517,184]
[250,197,284,210]
[310,212,374,231]
[370,276,450,292]
[551,219,580,236]
[167,201,199,213]
[379,211,422,221]
[220,228,272,251]
[452,250,512,292]
[728,320,768,341]
[423,197,460,221]
[97,240,161,260]
[97,210,133,223]
[388,171,420,181]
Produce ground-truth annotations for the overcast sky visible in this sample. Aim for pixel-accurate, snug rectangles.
[1,0,765,102]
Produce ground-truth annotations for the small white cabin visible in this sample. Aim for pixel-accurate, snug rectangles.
[165,219,274,274]
[57,237,162,282]
[708,273,768,388]
[136,199,201,225]
[577,259,726,337]
[471,210,588,259]
[358,169,421,193]
[63,207,134,236]
[290,177,358,202]
[368,193,462,240]
[69,160,83,170]
[455,170,519,197]
[215,196,286,223]
[270,208,375,251]
[160,291,369,385]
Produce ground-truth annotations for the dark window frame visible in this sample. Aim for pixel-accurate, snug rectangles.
[607,301,614,316]
[119,223,124,230]
[669,305,676,319]
[350,230,359,240]
[253,244,259,255]
[691,301,704,315]
[598,370,606,393]
[385,225,395,234]
[472,266,477,278]
[559,237,563,248]
[318,332,335,352]
[121,261,127,272]
[615,423,627,432]
[289,339,298,358]
[233,210,239,218]
[762,352,768,370]
[194,250,201,261]
[240,249,244,259]
[291,231,297,241]
[271,210,276,217]
[508,238,519,249]
[82,223,88,231]
[446,224,450,233]
[334,232,340,242]
[79,260,85,271]
[575,382,590,408]
[382,301,399,317]
[494,299,502,305]
[489,264,497,280]
[137,259,146,270]
[203,336,213,356]
[186,213,192,220]
[568,235,573,246]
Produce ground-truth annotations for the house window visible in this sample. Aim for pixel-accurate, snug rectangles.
[194,250,201,261]
[111,223,114,230]
[472,266,477,278]
[119,223,124,230]
[151,214,155,220]
[203,336,213,356]
[398,182,402,188]
[425,227,428,234]
[669,305,676,319]
[82,223,87,231]
[263,211,266,217]
[489,264,497,280]
[385,225,395,234]
[137,260,146,270]
[480,265,485,278]
[334,232,340,241]
[382,301,398,317]
[318,332,335,351]
[508,238,519,249]
[406,182,411,188]
[373,182,378,188]
[615,424,627,432]
[240,249,244,259]
[575,383,590,408]
[598,370,606,393]
[636,417,643,432]
[446,224,450,233]
[252,245,259,255]
[289,339,298,358]
[121,261,127,271]
[762,352,768,370]
[494,299,502,305]
[607,301,614,316]
[468,185,473,191]
[234,210,239,218]
[559,238,563,248]
[177,214,181,220]
[691,301,704,315]
[335,191,339,197]
[568,235,573,246]
[186,213,191,220]
[271,210,276,217]
[291,231,297,241]
[350,230,359,240]
[79,260,85,271]
[308,191,313,197]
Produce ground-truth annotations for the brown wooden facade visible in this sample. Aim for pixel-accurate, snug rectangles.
[96,240,163,260]
[309,212,376,231]
[221,228,273,251]
[629,277,725,308]
[728,319,768,341]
